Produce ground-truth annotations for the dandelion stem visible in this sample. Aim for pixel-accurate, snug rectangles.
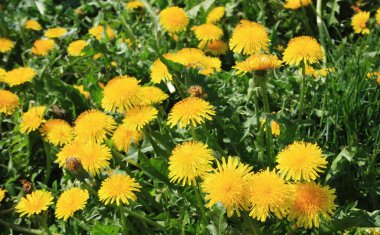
[121,207,164,229]
[298,63,307,122]
[0,207,14,216]
[190,125,197,140]
[119,206,128,235]
[0,218,47,235]
[194,182,208,226]
[260,77,274,167]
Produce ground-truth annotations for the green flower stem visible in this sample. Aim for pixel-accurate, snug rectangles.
[259,78,274,167]
[73,216,91,232]
[298,63,307,122]
[0,218,48,235]
[190,125,197,140]
[243,213,259,235]
[119,206,128,235]
[172,75,186,99]
[121,207,164,229]
[194,183,208,226]
[253,89,265,161]
[112,2,136,44]
[0,207,14,216]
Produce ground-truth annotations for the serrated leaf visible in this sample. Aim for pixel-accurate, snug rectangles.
[207,203,227,235]
[91,223,120,235]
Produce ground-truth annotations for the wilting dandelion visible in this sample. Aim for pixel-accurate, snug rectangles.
[288,182,336,228]
[234,54,282,75]
[202,157,252,217]
[98,174,141,206]
[276,141,327,181]
[0,89,19,115]
[150,57,173,84]
[169,141,214,186]
[167,97,215,128]
[55,188,89,221]
[16,190,54,217]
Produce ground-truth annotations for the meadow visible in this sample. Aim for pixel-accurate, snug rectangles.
[0,0,379,234]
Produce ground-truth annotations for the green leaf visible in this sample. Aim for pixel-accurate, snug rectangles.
[325,148,353,183]
[329,208,380,231]
[91,223,120,235]
[139,152,170,184]
[207,203,227,235]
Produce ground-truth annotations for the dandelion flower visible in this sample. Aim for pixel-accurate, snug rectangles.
[351,11,370,34]
[74,109,116,143]
[206,7,225,24]
[288,182,336,228]
[101,76,142,112]
[24,19,42,30]
[139,86,169,105]
[284,0,312,10]
[0,90,19,115]
[4,67,37,87]
[56,140,82,167]
[248,169,293,222]
[44,27,67,38]
[123,106,158,130]
[15,190,53,217]
[126,0,145,10]
[67,40,87,57]
[77,142,112,175]
[159,6,189,34]
[89,25,116,41]
[73,85,90,99]
[167,97,215,128]
[55,188,89,221]
[376,8,380,25]
[229,20,269,55]
[169,141,214,186]
[0,189,6,202]
[203,40,228,55]
[31,39,55,56]
[276,141,327,181]
[234,54,282,75]
[150,56,173,83]
[40,119,74,146]
[202,157,252,217]
[0,38,14,53]
[271,120,281,136]
[98,174,141,206]
[20,106,46,133]
[283,36,323,66]
[112,124,143,152]
[0,68,6,82]
[193,23,223,42]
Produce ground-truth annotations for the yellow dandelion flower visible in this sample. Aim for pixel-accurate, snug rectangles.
[150,56,173,83]
[55,188,89,221]
[288,182,337,228]
[73,85,90,100]
[4,67,37,87]
[159,6,189,34]
[0,90,19,115]
[194,23,223,42]
[0,189,6,202]
[305,64,316,76]
[202,40,228,55]
[283,36,324,66]
[126,0,145,10]
[20,106,46,133]
[170,48,221,75]
[229,20,269,55]
[44,27,67,38]
[77,142,112,175]
[234,54,282,75]
[74,109,116,143]
[276,141,327,181]
[0,38,15,53]
[67,40,87,57]
[123,106,158,130]
[284,0,313,10]
[40,119,74,146]
[24,19,42,30]
[98,174,141,206]
[101,76,142,112]
[271,120,281,137]
[248,169,293,222]
[169,141,214,186]
[139,86,169,105]
[206,7,225,24]
[15,190,53,217]
[167,97,215,128]
[55,140,82,167]
[112,124,143,153]
[89,25,116,41]
[202,157,252,217]
[31,39,55,56]
[351,11,370,34]
[0,68,6,82]
[376,8,380,25]
[93,52,103,60]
